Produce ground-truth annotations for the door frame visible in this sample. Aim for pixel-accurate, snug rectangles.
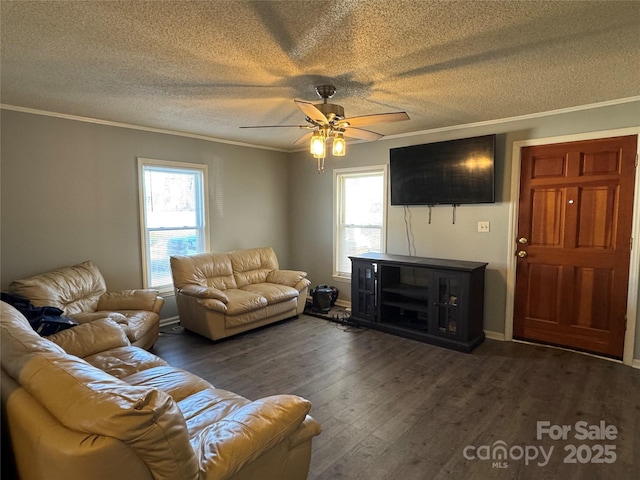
[505,127,640,366]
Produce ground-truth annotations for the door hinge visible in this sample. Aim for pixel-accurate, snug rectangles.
[636,154,638,168]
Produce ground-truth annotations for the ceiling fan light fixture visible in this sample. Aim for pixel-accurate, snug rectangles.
[242,84,409,173]
[332,132,346,156]
[310,131,325,158]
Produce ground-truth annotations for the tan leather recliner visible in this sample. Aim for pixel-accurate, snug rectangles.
[171,247,311,341]
[1,301,322,480]
[8,260,163,349]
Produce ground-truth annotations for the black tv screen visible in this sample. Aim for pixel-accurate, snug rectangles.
[390,134,496,205]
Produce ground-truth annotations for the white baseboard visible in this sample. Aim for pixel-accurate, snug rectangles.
[334,299,351,309]
[484,330,505,341]
[632,359,640,370]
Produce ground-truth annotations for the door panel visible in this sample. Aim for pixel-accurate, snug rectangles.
[577,186,617,248]
[514,135,637,358]
[530,188,565,246]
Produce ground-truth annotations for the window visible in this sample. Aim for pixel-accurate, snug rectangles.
[334,166,387,278]
[138,158,209,292]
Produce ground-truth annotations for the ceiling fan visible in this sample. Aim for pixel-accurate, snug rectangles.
[241,85,410,172]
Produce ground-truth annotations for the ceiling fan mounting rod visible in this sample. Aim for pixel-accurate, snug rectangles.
[315,84,336,101]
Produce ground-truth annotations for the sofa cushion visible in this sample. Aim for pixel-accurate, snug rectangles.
[171,253,237,290]
[1,303,68,375]
[234,267,272,288]
[224,289,268,315]
[47,318,130,358]
[8,261,107,314]
[122,366,214,403]
[228,247,279,288]
[241,283,299,305]
[85,346,169,379]
[179,388,250,431]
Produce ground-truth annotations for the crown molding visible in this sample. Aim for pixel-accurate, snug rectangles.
[382,96,640,141]
[3,96,639,153]
[0,104,289,153]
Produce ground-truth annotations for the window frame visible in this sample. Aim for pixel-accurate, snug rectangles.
[137,157,209,294]
[333,165,388,280]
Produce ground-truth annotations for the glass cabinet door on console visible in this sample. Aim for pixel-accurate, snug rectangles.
[433,273,462,339]
[351,259,377,323]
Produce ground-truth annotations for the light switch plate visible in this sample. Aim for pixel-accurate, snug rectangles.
[478,221,490,233]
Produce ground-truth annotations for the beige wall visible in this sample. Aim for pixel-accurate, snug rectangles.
[0,110,291,318]
[2,101,639,360]
[289,101,640,358]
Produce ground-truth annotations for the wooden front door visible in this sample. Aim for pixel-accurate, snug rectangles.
[513,135,637,358]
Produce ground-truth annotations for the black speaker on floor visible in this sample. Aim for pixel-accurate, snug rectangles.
[310,285,337,313]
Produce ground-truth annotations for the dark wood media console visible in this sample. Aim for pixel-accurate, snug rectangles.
[349,253,487,352]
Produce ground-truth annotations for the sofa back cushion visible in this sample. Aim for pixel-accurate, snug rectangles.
[1,302,68,369]
[228,247,279,288]
[8,261,107,315]
[171,252,238,291]
[1,301,199,480]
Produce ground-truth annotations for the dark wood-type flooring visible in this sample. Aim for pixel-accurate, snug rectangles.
[152,315,640,480]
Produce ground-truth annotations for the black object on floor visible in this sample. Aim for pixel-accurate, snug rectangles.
[304,301,351,323]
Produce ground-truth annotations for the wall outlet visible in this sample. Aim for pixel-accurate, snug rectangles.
[478,221,490,233]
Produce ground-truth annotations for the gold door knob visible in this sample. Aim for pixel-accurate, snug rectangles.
[518,237,528,244]
[517,250,528,258]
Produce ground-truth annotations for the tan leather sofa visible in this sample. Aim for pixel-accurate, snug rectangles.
[8,260,163,349]
[1,301,322,480]
[171,247,311,341]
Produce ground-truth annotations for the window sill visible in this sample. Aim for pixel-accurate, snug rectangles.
[332,275,351,284]
[154,286,176,297]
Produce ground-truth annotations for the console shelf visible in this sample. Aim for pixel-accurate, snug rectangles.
[349,253,487,353]
[382,284,429,301]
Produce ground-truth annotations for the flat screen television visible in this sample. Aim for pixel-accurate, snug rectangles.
[390,134,496,205]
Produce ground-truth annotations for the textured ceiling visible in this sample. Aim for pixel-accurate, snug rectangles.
[1,1,639,150]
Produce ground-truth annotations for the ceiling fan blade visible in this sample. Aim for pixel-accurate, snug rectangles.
[342,128,384,141]
[294,99,329,125]
[294,131,315,146]
[339,111,409,128]
[240,125,308,129]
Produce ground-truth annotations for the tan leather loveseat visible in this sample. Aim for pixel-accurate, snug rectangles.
[8,260,163,349]
[171,247,310,341]
[1,301,322,480]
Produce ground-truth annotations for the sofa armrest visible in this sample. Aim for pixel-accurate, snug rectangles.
[97,289,163,313]
[197,395,312,478]
[295,278,311,291]
[47,318,130,358]
[288,414,323,449]
[266,270,307,288]
[178,285,229,303]
[197,298,228,313]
